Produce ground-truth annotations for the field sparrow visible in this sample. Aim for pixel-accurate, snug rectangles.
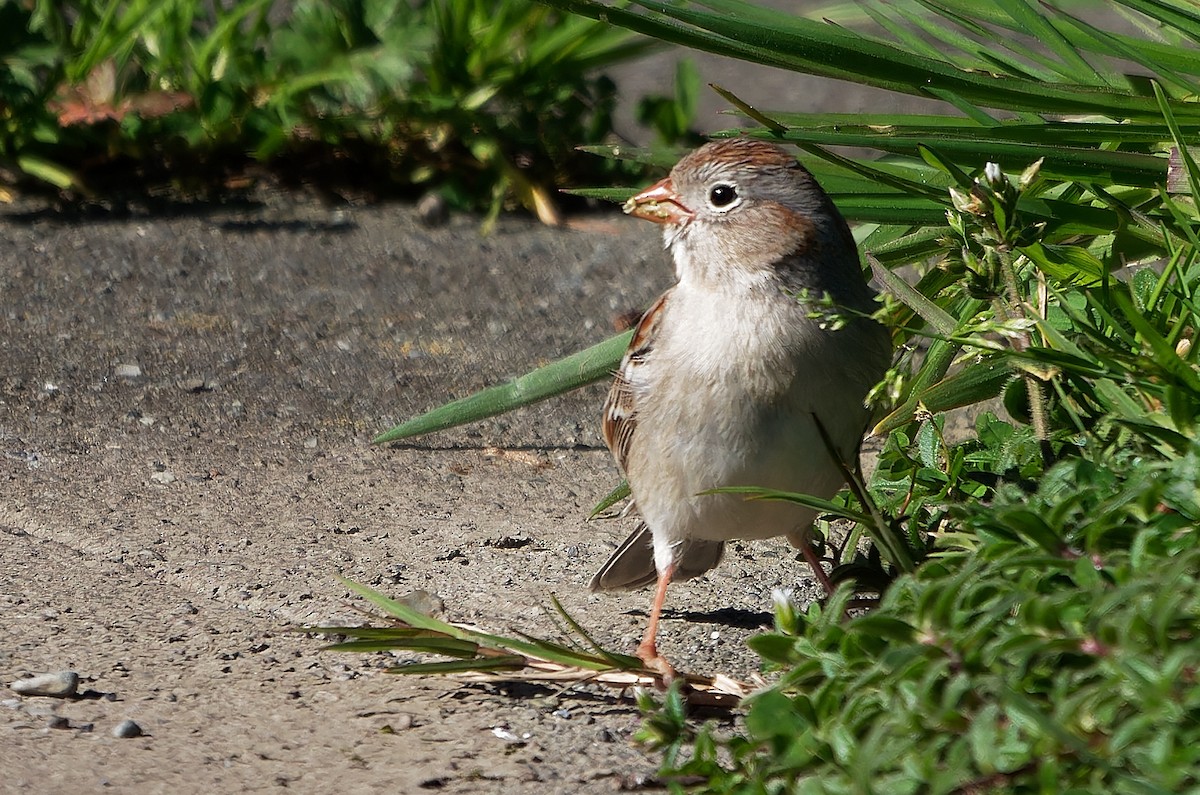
[591,138,891,673]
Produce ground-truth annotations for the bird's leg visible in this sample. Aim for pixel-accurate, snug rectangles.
[637,561,676,681]
[800,542,835,595]
[788,527,836,595]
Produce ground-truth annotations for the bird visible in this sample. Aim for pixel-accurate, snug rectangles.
[589,138,892,675]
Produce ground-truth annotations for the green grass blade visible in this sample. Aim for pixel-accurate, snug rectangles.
[1154,80,1200,203]
[709,84,788,135]
[703,486,874,526]
[511,633,635,669]
[1048,6,1199,95]
[1115,290,1200,393]
[921,87,1001,127]
[549,595,644,668]
[781,138,949,200]
[870,255,958,335]
[991,0,1109,85]
[323,637,482,656]
[1115,0,1200,41]
[387,656,528,674]
[589,480,630,518]
[574,144,685,168]
[304,626,444,640]
[374,331,630,443]
[635,0,1172,118]
[337,577,456,633]
[333,580,642,671]
[859,2,954,64]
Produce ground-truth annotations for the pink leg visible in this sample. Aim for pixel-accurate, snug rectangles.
[637,562,676,680]
[800,543,835,595]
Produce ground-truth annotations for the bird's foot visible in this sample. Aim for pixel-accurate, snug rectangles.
[637,640,676,685]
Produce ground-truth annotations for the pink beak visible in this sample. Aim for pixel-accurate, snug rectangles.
[623,177,694,225]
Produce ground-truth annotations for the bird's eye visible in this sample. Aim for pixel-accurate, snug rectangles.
[708,183,738,209]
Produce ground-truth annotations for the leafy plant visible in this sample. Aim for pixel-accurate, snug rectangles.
[1,0,681,216]
[647,446,1200,794]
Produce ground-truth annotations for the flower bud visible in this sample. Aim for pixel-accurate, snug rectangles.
[1019,158,1044,191]
[984,161,1004,188]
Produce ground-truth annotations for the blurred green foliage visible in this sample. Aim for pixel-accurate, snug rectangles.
[0,0,698,216]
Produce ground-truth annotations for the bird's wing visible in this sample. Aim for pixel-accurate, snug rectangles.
[602,291,669,473]
[589,521,726,591]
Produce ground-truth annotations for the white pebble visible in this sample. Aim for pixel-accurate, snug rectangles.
[10,671,79,698]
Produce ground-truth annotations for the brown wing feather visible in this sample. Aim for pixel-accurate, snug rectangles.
[602,291,669,473]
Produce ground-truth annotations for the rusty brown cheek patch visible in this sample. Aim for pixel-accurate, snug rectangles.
[746,200,817,264]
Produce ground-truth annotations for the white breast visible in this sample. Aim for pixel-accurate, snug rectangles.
[624,280,871,550]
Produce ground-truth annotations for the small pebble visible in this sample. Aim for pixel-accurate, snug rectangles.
[181,377,216,393]
[485,535,533,550]
[399,589,445,617]
[150,471,177,485]
[114,363,142,379]
[11,671,79,698]
[416,193,450,227]
[112,719,143,738]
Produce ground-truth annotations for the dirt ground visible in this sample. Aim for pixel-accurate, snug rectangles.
[0,189,849,793]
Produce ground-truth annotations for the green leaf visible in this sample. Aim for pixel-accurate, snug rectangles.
[873,357,1013,435]
[746,633,797,664]
[16,154,77,189]
[1018,241,1107,286]
[374,331,630,443]
[589,480,630,518]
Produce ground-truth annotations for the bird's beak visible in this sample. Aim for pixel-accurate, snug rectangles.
[622,178,694,225]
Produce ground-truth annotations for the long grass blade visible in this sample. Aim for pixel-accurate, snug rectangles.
[388,656,528,674]
[374,331,629,443]
[870,255,958,335]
